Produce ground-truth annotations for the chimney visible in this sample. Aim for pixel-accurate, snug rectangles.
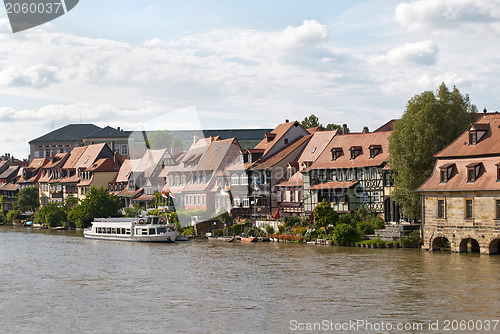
[285,119,289,123]
[193,134,199,144]
[362,126,369,133]
[117,126,121,131]
[342,124,348,135]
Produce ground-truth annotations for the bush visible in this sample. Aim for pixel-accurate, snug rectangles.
[401,230,421,248]
[34,203,67,228]
[265,225,274,235]
[331,223,362,245]
[233,223,245,235]
[181,226,194,236]
[6,210,21,224]
[314,199,339,227]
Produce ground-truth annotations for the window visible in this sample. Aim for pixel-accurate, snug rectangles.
[240,174,248,185]
[466,163,481,183]
[201,194,205,206]
[370,168,376,180]
[350,146,362,160]
[437,199,445,218]
[290,191,295,202]
[185,195,189,205]
[233,197,240,207]
[284,138,289,144]
[243,197,249,207]
[331,148,342,161]
[469,131,477,145]
[311,147,317,154]
[357,169,363,180]
[168,175,174,186]
[181,175,186,186]
[369,145,381,158]
[373,192,379,202]
[231,174,239,185]
[496,200,500,219]
[121,144,128,155]
[175,175,180,186]
[465,199,473,219]
[197,194,200,206]
[440,170,448,183]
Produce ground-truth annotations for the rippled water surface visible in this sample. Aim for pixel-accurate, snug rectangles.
[1,226,499,333]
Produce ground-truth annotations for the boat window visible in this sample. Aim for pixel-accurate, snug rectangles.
[158,227,166,233]
[149,228,156,235]
[141,229,148,235]
[125,228,131,235]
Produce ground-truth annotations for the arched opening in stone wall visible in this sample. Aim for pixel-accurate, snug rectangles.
[488,239,500,254]
[432,237,451,251]
[459,238,480,253]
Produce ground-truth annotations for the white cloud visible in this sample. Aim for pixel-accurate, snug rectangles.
[395,0,500,34]
[369,40,439,65]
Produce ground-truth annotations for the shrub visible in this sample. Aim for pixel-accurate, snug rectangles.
[401,230,421,248]
[331,223,362,245]
[265,225,274,235]
[313,199,339,227]
[233,223,244,235]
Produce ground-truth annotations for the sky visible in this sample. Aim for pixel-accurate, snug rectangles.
[1,0,500,159]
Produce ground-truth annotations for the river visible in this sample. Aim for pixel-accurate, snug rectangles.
[1,226,499,333]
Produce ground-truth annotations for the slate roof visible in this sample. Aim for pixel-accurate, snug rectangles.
[29,124,102,143]
[84,126,131,139]
[0,165,19,179]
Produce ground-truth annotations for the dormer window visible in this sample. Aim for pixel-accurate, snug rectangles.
[439,163,455,183]
[466,162,482,182]
[369,145,381,159]
[331,147,342,161]
[265,133,276,143]
[496,162,500,181]
[349,146,362,160]
[468,123,489,145]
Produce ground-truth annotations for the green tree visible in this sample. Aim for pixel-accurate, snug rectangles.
[388,83,477,219]
[14,187,39,213]
[331,223,362,245]
[147,130,184,149]
[301,114,347,132]
[34,202,67,228]
[313,199,339,227]
[301,114,321,129]
[68,187,121,228]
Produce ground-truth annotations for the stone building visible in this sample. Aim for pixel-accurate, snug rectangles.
[418,114,500,254]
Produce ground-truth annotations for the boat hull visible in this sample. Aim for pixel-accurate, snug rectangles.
[83,231,177,243]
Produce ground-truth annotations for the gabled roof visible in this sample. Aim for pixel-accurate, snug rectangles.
[196,138,240,172]
[113,159,133,183]
[253,121,307,158]
[62,146,87,169]
[44,152,69,169]
[86,158,117,172]
[74,143,109,169]
[84,126,131,139]
[296,131,337,167]
[374,119,397,132]
[252,135,311,170]
[0,165,19,179]
[275,171,304,187]
[307,131,391,170]
[29,124,102,143]
[435,114,500,158]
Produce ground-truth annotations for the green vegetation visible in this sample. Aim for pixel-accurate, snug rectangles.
[401,230,421,248]
[14,187,39,213]
[389,83,477,219]
[301,114,348,132]
[331,223,362,245]
[34,202,67,228]
[68,187,121,228]
[313,199,338,227]
[147,130,184,150]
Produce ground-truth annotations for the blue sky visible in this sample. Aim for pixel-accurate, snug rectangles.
[1,0,500,158]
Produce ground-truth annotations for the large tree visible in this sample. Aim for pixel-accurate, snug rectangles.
[388,83,478,219]
[68,187,121,227]
[14,187,39,213]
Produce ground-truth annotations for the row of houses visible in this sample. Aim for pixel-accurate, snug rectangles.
[4,114,500,254]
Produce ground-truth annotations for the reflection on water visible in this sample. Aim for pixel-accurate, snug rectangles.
[1,226,499,333]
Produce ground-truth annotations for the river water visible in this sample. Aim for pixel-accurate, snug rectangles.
[1,226,499,334]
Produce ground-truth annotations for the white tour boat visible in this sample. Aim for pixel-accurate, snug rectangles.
[83,216,178,242]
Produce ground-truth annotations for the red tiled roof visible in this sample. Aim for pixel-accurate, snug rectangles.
[116,188,143,199]
[309,181,358,190]
[252,135,311,170]
[418,157,500,192]
[63,146,87,169]
[275,171,304,187]
[253,120,307,158]
[435,114,500,158]
[308,131,391,170]
[0,183,18,191]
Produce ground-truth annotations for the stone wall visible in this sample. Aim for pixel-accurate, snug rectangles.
[422,191,500,254]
